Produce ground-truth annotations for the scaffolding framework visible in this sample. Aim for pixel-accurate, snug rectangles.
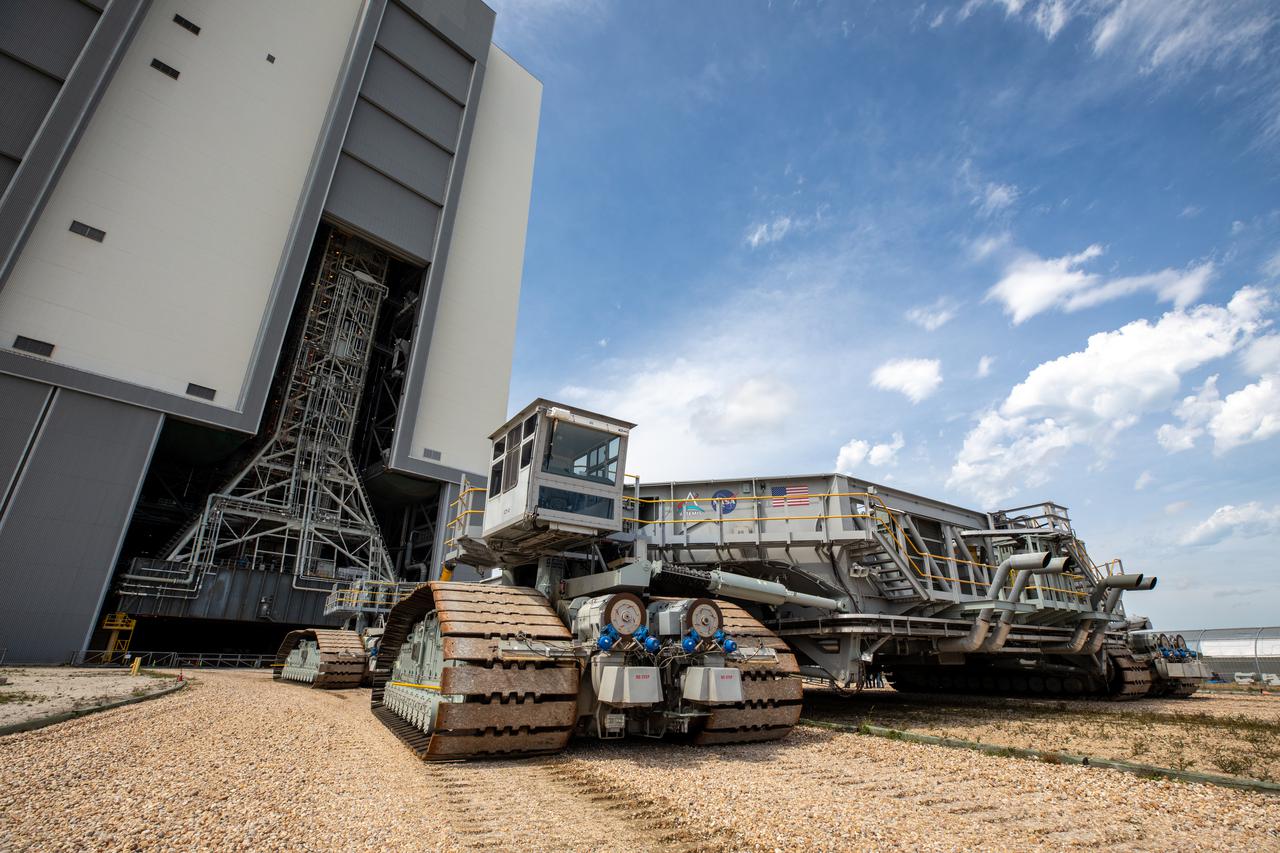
[121,233,394,599]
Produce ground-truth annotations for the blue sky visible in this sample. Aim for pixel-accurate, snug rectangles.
[488,0,1280,629]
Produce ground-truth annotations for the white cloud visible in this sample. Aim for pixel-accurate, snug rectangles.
[1211,376,1280,452]
[1134,470,1155,490]
[1264,250,1280,279]
[904,297,959,331]
[1243,335,1280,374]
[958,0,1280,144]
[1030,0,1069,40]
[1180,205,1202,218]
[978,182,1020,216]
[960,160,1020,218]
[1156,375,1221,452]
[985,244,1214,324]
[745,215,794,249]
[597,338,609,348]
[977,355,995,378]
[930,9,948,29]
[949,288,1269,504]
[1232,220,1247,235]
[836,432,905,472]
[1180,502,1280,546]
[1164,500,1191,515]
[1157,329,1280,454]
[872,358,943,403]
[1090,0,1275,75]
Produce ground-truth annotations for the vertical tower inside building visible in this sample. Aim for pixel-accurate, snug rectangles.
[0,0,541,662]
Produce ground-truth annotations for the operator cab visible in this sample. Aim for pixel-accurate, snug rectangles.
[482,399,634,555]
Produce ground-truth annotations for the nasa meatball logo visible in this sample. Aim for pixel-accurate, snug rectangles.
[711,489,737,514]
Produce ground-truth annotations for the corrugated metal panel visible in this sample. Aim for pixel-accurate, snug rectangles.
[326,153,441,262]
[360,48,463,150]
[0,53,62,160]
[344,98,452,203]
[0,374,51,523]
[0,0,101,81]
[376,0,471,103]
[0,154,17,196]
[123,567,331,624]
[0,389,160,663]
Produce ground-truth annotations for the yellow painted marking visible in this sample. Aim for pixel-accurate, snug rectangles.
[390,680,440,691]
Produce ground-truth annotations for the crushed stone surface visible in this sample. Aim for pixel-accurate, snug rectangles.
[2,670,1278,852]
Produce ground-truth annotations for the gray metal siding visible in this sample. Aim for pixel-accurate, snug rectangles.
[0,388,160,663]
[0,373,51,523]
[0,0,102,81]
[344,99,451,204]
[360,48,462,150]
[124,568,331,625]
[327,152,441,263]
[0,54,62,161]
[376,0,472,103]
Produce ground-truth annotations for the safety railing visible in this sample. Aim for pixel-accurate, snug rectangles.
[72,650,274,668]
[627,489,1092,602]
[323,579,419,615]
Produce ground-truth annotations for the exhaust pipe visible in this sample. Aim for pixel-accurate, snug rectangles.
[939,552,1051,653]
[1087,573,1145,610]
[1057,574,1156,655]
[980,554,1073,652]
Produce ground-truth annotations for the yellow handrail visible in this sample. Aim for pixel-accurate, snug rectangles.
[627,489,1090,598]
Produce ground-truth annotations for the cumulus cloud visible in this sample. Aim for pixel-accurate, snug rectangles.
[872,358,943,403]
[948,288,1269,504]
[745,215,794,249]
[1180,502,1280,546]
[905,297,959,331]
[977,355,995,378]
[835,432,905,472]
[1157,329,1280,454]
[985,244,1214,324]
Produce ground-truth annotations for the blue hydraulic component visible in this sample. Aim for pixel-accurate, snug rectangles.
[713,629,726,643]
[597,634,616,651]
[723,637,738,653]
[644,636,661,653]
[681,634,698,653]
[633,625,650,641]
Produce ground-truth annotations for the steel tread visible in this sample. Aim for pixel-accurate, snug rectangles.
[695,605,802,745]
[373,581,580,762]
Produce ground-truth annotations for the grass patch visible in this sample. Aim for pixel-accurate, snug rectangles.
[0,691,40,704]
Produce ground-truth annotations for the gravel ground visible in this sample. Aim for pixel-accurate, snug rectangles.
[2,670,1278,852]
[806,688,1280,782]
[0,668,175,727]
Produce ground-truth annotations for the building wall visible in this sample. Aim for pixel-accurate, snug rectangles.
[408,45,541,476]
[0,375,161,663]
[0,0,361,407]
[0,0,103,197]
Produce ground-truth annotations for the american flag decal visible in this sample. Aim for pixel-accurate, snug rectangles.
[771,485,810,507]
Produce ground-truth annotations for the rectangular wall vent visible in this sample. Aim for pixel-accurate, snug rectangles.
[421,447,442,461]
[13,336,54,357]
[185,383,216,401]
[150,58,180,79]
[173,14,201,35]
[69,220,105,242]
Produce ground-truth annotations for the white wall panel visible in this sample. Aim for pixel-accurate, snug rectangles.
[0,0,361,407]
[409,46,540,476]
